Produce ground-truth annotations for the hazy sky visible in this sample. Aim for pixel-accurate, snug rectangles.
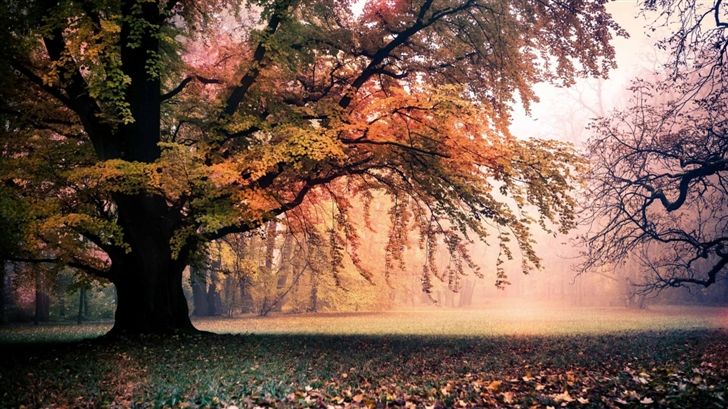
[510,0,663,145]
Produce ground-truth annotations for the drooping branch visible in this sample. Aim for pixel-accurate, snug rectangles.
[205,161,377,241]
[6,256,113,281]
[651,253,728,288]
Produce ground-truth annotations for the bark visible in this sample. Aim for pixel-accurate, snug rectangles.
[224,276,237,317]
[95,2,195,335]
[110,248,193,334]
[239,234,256,314]
[206,268,223,316]
[239,278,254,314]
[264,221,277,275]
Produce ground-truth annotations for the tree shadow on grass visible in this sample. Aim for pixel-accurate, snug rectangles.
[1,329,727,408]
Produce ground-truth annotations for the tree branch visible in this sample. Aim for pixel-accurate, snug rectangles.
[340,138,451,158]
[161,75,222,102]
[205,161,376,241]
[649,158,727,212]
[6,256,113,280]
[222,0,294,116]
[9,60,73,107]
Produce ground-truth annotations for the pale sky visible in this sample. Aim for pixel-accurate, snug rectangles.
[509,0,664,145]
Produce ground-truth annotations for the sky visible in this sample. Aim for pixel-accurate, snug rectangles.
[509,0,664,145]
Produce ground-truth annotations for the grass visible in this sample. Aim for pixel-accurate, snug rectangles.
[1,305,727,408]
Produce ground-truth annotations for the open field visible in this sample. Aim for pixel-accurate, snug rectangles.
[2,305,727,343]
[1,306,727,408]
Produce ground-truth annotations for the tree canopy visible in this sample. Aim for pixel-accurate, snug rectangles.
[0,0,623,333]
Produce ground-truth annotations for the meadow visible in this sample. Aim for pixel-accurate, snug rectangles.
[1,305,727,408]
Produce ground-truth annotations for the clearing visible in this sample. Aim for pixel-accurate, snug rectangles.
[1,305,727,408]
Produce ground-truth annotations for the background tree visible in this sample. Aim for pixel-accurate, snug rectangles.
[582,62,727,291]
[582,1,728,292]
[0,0,623,334]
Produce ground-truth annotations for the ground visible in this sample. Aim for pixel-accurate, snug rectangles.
[1,305,727,408]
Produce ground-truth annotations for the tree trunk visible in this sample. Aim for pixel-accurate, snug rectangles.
[190,266,210,316]
[308,268,319,313]
[0,261,5,324]
[102,3,193,335]
[272,231,293,313]
[34,270,50,324]
[263,221,277,279]
[111,250,193,334]
[239,278,254,313]
[206,272,223,316]
[224,276,237,317]
[77,286,87,324]
[108,195,194,334]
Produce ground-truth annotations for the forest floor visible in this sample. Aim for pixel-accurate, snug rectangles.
[1,306,727,408]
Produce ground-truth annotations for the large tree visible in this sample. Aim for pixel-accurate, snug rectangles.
[582,1,728,292]
[582,64,728,291]
[0,0,622,334]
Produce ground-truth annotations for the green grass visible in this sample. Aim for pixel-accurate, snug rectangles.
[1,306,727,408]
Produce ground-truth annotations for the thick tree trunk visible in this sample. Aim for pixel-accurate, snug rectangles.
[109,194,194,335]
[111,249,193,334]
[100,1,192,335]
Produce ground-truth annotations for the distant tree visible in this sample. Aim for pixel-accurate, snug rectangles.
[0,0,622,334]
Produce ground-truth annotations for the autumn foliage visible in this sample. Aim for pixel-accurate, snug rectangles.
[0,0,622,333]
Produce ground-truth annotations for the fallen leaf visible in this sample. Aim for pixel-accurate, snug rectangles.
[553,391,574,403]
[502,391,515,404]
